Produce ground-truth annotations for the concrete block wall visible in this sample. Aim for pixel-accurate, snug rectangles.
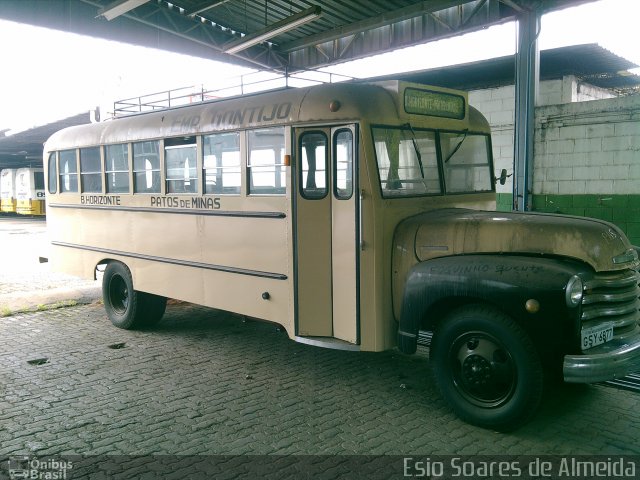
[468,85,515,198]
[468,78,640,243]
[533,95,640,243]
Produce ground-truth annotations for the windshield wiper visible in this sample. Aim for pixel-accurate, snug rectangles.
[403,123,424,178]
[444,129,469,163]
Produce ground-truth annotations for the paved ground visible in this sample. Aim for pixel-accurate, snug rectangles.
[1,216,639,477]
[2,300,640,457]
[0,216,101,315]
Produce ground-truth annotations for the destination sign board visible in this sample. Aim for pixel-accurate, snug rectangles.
[404,88,465,120]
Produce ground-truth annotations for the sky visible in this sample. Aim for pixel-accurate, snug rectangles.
[0,0,638,134]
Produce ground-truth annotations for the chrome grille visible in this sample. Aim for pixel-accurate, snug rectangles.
[582,270,640,338]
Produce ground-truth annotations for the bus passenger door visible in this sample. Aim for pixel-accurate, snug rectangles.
[295,125,359,344]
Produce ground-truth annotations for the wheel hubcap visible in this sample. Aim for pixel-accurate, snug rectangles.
[462,354,492,387]
[450,332,516,408]
[109,275,129,315]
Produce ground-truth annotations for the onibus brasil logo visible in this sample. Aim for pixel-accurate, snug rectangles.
[5,457,73,480]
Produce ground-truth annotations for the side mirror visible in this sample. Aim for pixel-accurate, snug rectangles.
[497,169,509,186]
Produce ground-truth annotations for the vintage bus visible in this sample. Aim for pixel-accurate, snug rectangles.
[43,80,640,431]
[15,167,46,215]
[0,168,17,213]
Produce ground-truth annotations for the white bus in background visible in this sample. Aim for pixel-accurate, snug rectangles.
[15,167,46,216]
[1,168,17,213]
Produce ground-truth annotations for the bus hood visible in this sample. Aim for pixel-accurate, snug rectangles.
[395,208,639,272]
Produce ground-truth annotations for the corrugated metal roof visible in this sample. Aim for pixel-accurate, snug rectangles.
[168,0,592,69]
[173,0,585,48]
[382,44,640,93]
[0,0,593,71]
[0,112,91,167]
[181,0,439,45]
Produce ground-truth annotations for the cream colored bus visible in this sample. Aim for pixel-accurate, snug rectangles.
[44,80,640,431]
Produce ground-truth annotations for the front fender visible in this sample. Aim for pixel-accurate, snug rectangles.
[397,255,586,354]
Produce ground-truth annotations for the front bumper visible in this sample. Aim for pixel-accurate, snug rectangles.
[563,335,640,383]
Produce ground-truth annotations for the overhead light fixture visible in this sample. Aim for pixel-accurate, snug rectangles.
[187,0,232,17]
[97,0,150,21]
[224,5,321,55]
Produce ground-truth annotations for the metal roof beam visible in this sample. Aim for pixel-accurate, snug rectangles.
[224,5,322,55]
[0,0,599,73]
[83,0,288,71]
[283,0,589,71]
[279,0,475,53]
[97,0,150,20]
[186,0,232,17]
[499,0,527,13]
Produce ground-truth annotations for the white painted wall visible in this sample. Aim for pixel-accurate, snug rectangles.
[468,76,634,195]
[534,95,640,195]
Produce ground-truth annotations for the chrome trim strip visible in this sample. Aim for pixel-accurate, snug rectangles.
[48,203,286,219]
[581,301,640,321]
[398,330,417,338]
[583,270,639,290]
[582,289,640,305]
[51,241,288,280]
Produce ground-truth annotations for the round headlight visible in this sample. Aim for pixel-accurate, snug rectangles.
[565,275,583,307]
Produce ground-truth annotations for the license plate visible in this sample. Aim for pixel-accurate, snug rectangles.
[581,323,614,350]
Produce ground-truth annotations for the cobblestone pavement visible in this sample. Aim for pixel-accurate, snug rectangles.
[1,302,639,457]
[1,215,639,466]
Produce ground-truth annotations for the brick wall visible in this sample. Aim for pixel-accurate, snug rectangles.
[533,95,640,243]
[468,78,640,243]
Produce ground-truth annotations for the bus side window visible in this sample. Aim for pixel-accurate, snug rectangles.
[133,141,160,193]
[59,150,78,193]
[334,129,353,199]
[247,127,286,195]
[372,127,440,197]
[165,137,197,194]
[34,171,45,191]
[441,133,492,194]
[80,147,102,193]
[48,152,57,194]
[105,144,130,194]
[203,132,241,195]
[299,131,327,199]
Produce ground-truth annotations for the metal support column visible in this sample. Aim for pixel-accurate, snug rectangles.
[512,6,540,211]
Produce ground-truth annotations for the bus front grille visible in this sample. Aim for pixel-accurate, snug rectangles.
[581,269,640,349]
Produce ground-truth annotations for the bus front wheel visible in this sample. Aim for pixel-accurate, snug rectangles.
[430,305,543,431]
[102,261,166,329]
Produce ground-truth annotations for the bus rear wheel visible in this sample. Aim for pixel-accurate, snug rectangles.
[102,261,167,329]
[430,305,543,431]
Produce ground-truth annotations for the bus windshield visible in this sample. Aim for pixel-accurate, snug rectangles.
[373,125,492,198]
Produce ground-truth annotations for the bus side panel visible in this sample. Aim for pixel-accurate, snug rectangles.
[48,245,293,334]
[49,244,101,280]
[137,261,292,329]
[46,198,294,334]
[49,207,289,274]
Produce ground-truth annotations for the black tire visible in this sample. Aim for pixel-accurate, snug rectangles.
[430,304,543,431]
[102,262,167,329]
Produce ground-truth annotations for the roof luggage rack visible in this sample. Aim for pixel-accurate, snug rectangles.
[112,70,353,117]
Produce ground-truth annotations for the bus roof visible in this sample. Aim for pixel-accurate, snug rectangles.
[45,81,487,151]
